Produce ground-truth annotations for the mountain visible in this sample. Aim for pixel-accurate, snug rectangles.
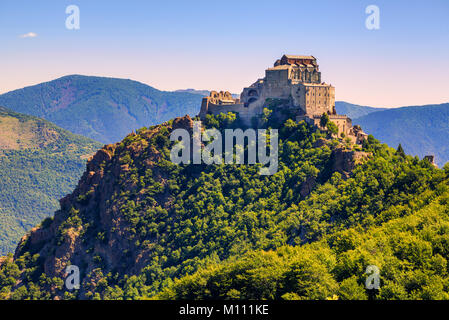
[0,75,204,144]
[1,113,448,300]
[353,103,449,167]
[335,101,386,119]
[174,89,211,96]
[0,106,102,255]
[175,89,239,99]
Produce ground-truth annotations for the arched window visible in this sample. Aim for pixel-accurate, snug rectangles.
[248,89,258,97]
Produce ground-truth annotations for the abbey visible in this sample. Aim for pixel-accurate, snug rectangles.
[199,55,367,143]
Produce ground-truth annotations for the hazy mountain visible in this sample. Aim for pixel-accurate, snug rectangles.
[174,89,211,96]
[174,88,239,99]
[353,103,449,167]
[0,106,101,254]
[0,75,204,144]
[335,101,386,119]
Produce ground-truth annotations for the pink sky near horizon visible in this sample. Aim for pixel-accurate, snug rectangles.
[2,53,448,109]
[1,0,448,109]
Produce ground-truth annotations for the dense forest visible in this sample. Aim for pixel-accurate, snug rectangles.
[0,107,102,254]
[0,110,448,300]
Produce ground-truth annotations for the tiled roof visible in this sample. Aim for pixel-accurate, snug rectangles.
[284,55,316,60]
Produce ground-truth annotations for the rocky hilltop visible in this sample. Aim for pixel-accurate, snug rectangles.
[15,116,195,283]
[1,113,448,300]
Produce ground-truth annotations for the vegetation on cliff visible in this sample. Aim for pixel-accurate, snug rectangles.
[0,111,448,300]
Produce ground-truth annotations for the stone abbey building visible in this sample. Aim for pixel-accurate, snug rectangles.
[199,55,367,143]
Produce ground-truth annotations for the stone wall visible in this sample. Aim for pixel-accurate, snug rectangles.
[292,83,335,116]
[301,114,353,137]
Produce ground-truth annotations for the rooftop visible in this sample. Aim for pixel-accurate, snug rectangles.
[284,55,316,60]
[267,65,292,71]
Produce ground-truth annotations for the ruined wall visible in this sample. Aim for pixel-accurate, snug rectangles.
[199,89,263,125]
[206,102,255,123]
[302,114,353,137]
[329,115,352,136]
[199,91,241,119]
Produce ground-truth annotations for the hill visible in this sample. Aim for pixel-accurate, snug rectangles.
[174,89,211,96]
[0,106,102,255]
[0,75,203,144]
[175,89,239,99]
[1,112,448,300]
[354,103,449,167]
[335,101,386,119]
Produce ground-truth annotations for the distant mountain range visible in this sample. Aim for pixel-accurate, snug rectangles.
[175,89,239,99]
[0,75,203,144]
[174,89,213,96]
[335,101,449,167]
[0,75,447,166]
[0,106,101,254]
[353,103,449,167]
[335,101,387,119]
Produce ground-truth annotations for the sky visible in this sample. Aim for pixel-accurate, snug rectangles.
[0,0,448,108]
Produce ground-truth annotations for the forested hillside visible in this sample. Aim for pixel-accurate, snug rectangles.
[0,107,102,255]
[1,111,448,300]
[0,75,203,143]
[335,101,386,119]
[354,103,449,167]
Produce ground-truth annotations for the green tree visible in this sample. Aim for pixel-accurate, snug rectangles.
[396,144,406,158]
[320,113,330,128]
[326,121,338,136]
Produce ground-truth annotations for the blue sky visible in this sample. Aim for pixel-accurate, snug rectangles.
[1,0,448,107]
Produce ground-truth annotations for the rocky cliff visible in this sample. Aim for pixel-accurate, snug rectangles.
[3,115,386,299]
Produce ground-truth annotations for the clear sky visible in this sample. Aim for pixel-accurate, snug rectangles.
[1,0,448,107]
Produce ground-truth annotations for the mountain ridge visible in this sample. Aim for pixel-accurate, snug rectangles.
[0,75,204,144]
[335,101,386,119]
[353,103,449,167]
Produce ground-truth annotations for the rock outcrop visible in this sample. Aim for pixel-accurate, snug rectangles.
[14,116,195,298]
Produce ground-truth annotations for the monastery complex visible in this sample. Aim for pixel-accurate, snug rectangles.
[199,55,367,143]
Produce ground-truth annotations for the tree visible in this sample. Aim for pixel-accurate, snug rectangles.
[326,121,338,136]
[261,107,273,125]
[396,144,406,158]
[320,113,330,128]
